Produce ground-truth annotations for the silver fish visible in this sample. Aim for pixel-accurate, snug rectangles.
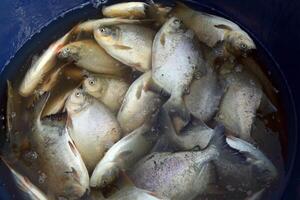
[215,68,263,142]
[102,2,172,26]
[83,74,129,113]
[94,24,155,72]
[1,158,48,200]
[161,108,278,185]
[130,130,227,200]
[73,18,145,34]
[65,89,122,172]
[160,107,216,150]
[58,39,129,76]
[19,28,74,97]
[171,2,256,56]
[152,17,205,126]
[117,72,163,134]
[102,2,149,19]
[31,94,89,199]
[184,66,223,122]
[90,121,159,188]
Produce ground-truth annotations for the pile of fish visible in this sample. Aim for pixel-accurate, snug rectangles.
[2,1,284,200]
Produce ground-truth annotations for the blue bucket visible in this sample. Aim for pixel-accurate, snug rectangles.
[0,0,298,199]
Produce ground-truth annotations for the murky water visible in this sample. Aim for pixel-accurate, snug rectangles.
[0,1,288,200]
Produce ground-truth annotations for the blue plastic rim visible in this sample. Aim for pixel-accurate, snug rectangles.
[0,1,297,199]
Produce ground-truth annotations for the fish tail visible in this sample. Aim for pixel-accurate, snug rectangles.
[258,93,277,116]
[163,94,190,130]
[207,125,247,163]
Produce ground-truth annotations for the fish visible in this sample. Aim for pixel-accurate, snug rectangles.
[73,18,146,34]
[19,28,74,97]
[159,107,217,150]
[215,68,264,142]
[58,39,129,76]
[90,121,159,188]
[102,2,172,26]
[131,124,276,199]
[129,128,227,200]
[30,94,89,199]
[65,89,122,172]
[161,108,278,186]
[151,17,205,126]
[171,2,256,57]
[102,2,149,19]
[184,66,223,122]
[1,158,48,200]
[94,23,155,72]
[41,66,82,117]
[117,72,163,134]
[83,74,130,113]
[240,57,278,109]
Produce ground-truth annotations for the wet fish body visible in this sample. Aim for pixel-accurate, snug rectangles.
[215,69,263,141]
[184,67,223,122]
[58,39,128,75]
[19,29,73,97]
[171,2,256,56]
[31,94,89,199]
[130,146,217,200]
[94,24,155,72]
[65,89,122,172]
[102,2,148,19]
[117,72,162,134]
[83,74,129,113]
[90,124,159,188]
[2,158,48,200]
[152,17,205,124]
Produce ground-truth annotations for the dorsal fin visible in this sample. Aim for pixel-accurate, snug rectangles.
[214,24,233,31]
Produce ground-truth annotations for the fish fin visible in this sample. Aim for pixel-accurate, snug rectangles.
[6,80,14,141]
[119,171,135,188]
[118,150,133,160]
[245,189,266,200]
[214,24,233,31]
[163,94,190,130]
[135,83,143,99]
[208,125,247,163]
[258,93,277,116]
[113,44,132,50]
[143,77,169,97]
[33,93,51,123]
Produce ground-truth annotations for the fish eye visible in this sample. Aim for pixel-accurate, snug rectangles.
[89,79,96,86]
[99,27,111,35]
[173,19,182,26]
[75,91,82,97]
[240,43,248,50]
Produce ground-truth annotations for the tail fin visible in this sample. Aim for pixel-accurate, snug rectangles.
[207,125,247,164]
[1,157,48,200]
[163,94,190,131]
[258,93,277,116]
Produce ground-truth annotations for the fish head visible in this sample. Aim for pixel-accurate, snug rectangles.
[65,88,90,114]
[94,25,120,47]
[58,43,81,61]
[83,75,107,98]
[163,17,186,34]
[225,31,256,56]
